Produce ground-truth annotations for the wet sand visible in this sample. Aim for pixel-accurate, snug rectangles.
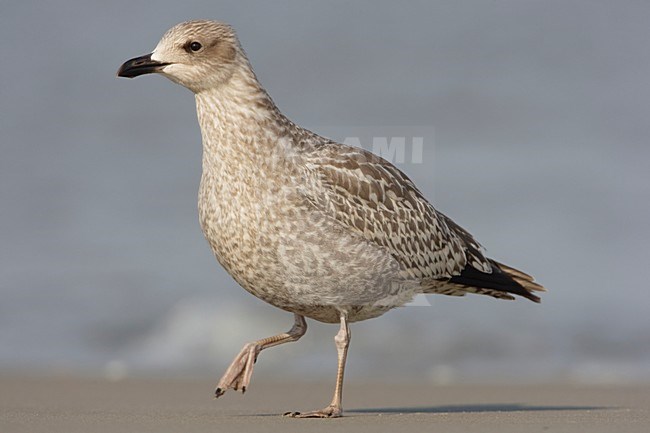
[1,375,647,432]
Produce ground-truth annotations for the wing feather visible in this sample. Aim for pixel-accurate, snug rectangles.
[300,143,492,280]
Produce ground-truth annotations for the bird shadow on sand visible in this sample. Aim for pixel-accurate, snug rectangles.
[251,404,609,417]
[348,403,608,414]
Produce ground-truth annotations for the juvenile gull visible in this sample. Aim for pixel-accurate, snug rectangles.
[118,20,545,418]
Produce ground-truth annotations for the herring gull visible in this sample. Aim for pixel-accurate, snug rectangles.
[117,20,545,418]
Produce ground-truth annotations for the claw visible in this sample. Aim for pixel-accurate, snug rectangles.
[214,343,259,398]
[283,405,342,418]
[213,315,307,404]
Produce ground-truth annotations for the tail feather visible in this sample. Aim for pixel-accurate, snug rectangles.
[494,260,547,294]
[448,259,545,303]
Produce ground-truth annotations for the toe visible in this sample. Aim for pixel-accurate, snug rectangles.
[283,406,342,418]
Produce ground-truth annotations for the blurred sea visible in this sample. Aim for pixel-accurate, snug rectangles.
[1,1,649,383]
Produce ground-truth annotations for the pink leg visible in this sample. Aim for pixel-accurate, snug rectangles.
[285,312,350,418]
[215,313,307,397]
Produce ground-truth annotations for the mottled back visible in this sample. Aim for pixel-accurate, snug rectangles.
[301,142,493,281]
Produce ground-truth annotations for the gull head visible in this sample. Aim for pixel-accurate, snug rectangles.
[117,20,242,93]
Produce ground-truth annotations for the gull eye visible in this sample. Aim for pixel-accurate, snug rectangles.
[188,41,203,52]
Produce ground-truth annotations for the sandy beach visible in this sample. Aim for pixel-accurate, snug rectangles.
[1,375,647,432]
